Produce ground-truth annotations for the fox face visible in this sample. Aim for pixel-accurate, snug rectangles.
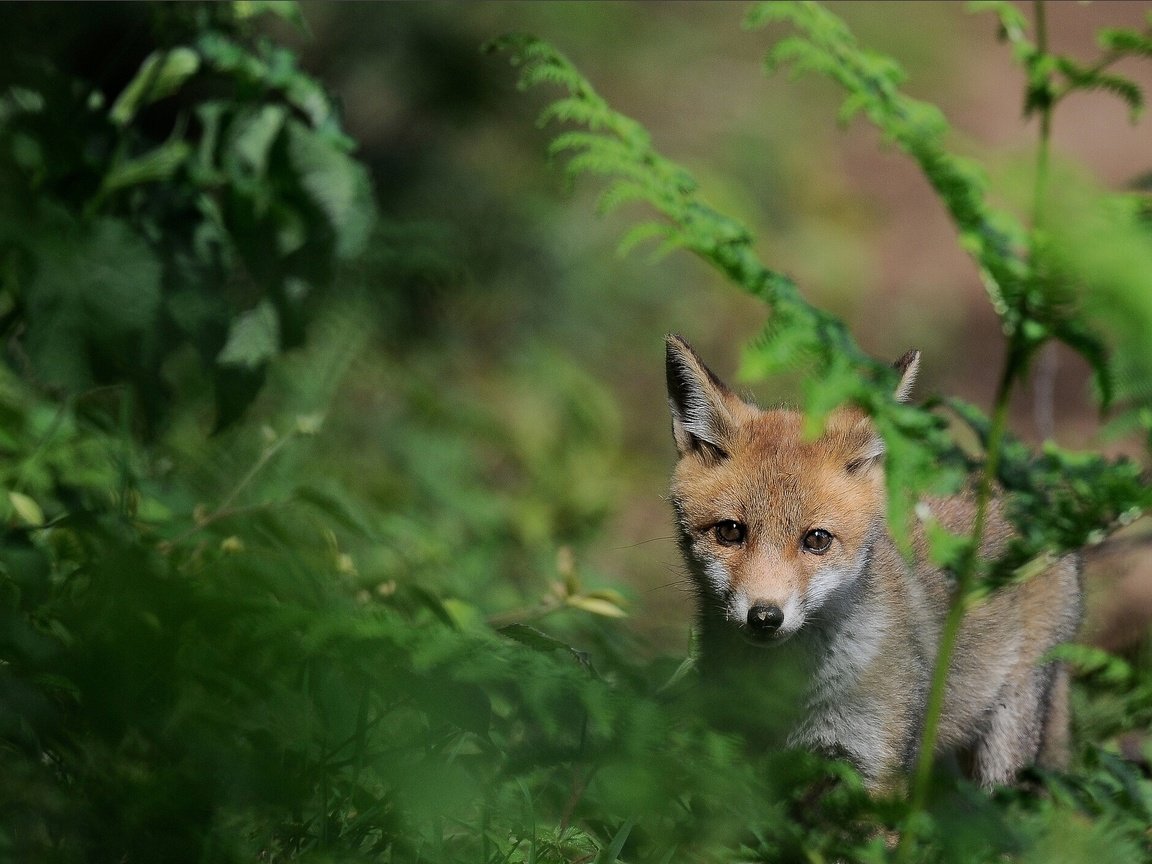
[666,335,918,646]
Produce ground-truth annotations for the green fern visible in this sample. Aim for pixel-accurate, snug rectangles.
[489,34,862,374]
[748,7,1023,292]
[746,1,1152,423]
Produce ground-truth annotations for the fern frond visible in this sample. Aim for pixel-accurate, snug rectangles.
[648,231,694,261]
[1090,74,1143,120]
[747,0,1030,338]
[547,130,612,156]
[491,33,835,359]
[616,221,673,257]
[597,180,659,216]
[766,36,837,78]
[1055,56,1144,120]
[537,96,612,131]
[563,151,653,186]
[967,0,1031,46]
[1098,27,1152,59]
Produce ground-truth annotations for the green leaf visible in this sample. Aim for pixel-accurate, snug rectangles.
[285,119,376,257]
[292,484,375,538]
[226,104,287,177]
[109,47,200,127]
[616,221,672,257]
[100,139,192,194]
[8,491,44,527]
[217,300,280,369]
[594,818,634,864]
[498,623,574,653]
[1097,27,1152,58]
[25,218,163,390]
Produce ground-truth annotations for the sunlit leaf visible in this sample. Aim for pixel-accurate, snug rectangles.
[217,300,280,369]
[109,47,201,126]
[8,490,43,526]
[285,119,375,257]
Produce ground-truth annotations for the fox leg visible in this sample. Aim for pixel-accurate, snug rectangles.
[1035,662,1071,770]
[970,662,1056,788]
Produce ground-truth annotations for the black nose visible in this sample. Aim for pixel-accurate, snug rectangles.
[747,603,784,634]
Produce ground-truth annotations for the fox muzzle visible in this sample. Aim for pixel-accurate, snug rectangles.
[746,603,784,637]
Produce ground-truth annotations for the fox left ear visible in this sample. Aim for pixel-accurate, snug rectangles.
[893,349,921,403]
[665,334,737,462]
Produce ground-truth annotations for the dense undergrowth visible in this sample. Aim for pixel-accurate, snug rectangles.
[1,2,1152,862]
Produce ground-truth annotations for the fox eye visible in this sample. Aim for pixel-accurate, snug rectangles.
[714,520,746,546]
[802,528,833,554]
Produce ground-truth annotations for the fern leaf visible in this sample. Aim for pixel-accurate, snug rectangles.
[1053,318,1115,411]
[616,221,673,257]
[747,0,1031,336]
[765,36,834,78]
[547,130,611,156]
[648,230,693,261]
[1095,74,1144,120]
[537,97,610,130]
[837,91,871,125]
[1098,27,1152,59]
[563,151,651,185]
[967,0,1030,46]
[1055,56,1144,120]
[491,29,887,391]
[597,180,660,216]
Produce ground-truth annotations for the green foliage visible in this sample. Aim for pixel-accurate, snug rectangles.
[0,3,375,431]
[3,3,1152,864]
[487,34,850,365]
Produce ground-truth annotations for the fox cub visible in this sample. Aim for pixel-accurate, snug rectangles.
[665,334,1082,791]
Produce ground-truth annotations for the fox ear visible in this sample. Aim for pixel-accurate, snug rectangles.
[665,334,736,461]
[842,349,920,474]
[845,425,886,475]
[893,349,921,403]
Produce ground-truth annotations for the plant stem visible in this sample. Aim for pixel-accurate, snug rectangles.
[898,3,1051,857]
[162,432,297,549]
[898,358,1016,860]
[1031,0,1052,234]
[1030,0,1056,442]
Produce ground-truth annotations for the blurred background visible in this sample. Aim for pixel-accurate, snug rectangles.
[4,0,1152,656]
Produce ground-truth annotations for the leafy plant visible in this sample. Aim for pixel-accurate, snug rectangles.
[0,2,375,431]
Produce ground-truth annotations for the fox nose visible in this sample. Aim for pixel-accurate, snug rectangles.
[747,603,784,635]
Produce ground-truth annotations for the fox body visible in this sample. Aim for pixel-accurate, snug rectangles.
[665,335,1081,791]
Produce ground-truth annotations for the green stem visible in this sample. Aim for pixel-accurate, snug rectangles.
[898,358,1016,859]
[161,432,297,549]
[1031,0,1052,234]
[898,3,1051,857]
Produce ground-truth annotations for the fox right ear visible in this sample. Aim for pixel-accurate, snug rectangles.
[893,349,921,403]
[665,334,736,461]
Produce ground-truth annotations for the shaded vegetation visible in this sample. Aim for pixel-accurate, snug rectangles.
[1,2,1151,862]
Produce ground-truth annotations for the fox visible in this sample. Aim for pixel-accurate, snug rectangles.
[664,334,1082,792]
